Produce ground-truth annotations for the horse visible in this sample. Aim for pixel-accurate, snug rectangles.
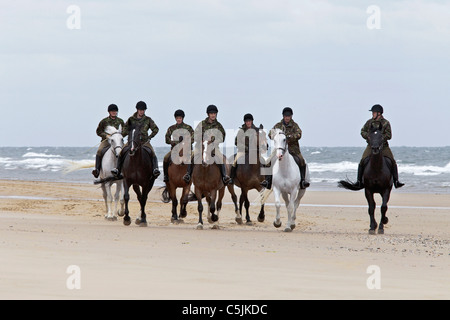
[161,139,193,223]
[121,122,157,227]
[260,128,308,232]
[338,124,393,234]
[63,125,124,221]
[97,126,125,221]
[190,139,227,230]
[231,124,268,225]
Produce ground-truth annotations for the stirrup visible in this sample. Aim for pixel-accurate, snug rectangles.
[223,175,232,185]
[260,180,269,188]
[163,175,169,182]
[183,174,191,183]
[394,181,404,189]
[153,169,161,177]
[92,169,99,178]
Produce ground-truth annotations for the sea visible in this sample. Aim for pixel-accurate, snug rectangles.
[0,146,450,194]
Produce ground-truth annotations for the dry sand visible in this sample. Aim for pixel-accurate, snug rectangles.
[0,179,448,300]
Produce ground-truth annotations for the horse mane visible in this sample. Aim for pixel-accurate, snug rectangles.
[104,125,121,136]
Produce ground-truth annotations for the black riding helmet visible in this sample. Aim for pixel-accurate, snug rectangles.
[108,104,118,112]
[174,109,185,118]
[136,101,147,110]
[243,113,254,121]
[206,104,218,114]
[282,107,293,116]
[369,104,383,114]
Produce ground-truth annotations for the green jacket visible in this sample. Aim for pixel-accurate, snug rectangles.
[194,117,226,143]
[235,123,259,153]
[123,112,159,142]
[96,116,125,141]
[165,122,194,150]
[361,116,391,147]
[270,119,303,155]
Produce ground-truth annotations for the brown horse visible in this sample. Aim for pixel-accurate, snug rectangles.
[231,125,268,224]
[190,140,228,230]
[161,140,193,223]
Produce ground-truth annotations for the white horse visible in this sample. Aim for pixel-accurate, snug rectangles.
[262,128,309,232]
[99,126,125,220]
[64,125,124,221]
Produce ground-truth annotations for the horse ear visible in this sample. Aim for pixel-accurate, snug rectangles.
[118,125,122,133]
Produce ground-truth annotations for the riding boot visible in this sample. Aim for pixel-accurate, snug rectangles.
[111,151,126,179]
[183,164,193,183]
[152,155,161,178]
[230,165,237,181]
[92,154,102,178]
[391,163,404,189]
[163,159,170,182]
[356,163,364,188]
[260,175,272,189]
[299,165,310,189]
[219,164,232,185]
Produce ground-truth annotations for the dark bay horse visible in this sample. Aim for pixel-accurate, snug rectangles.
[121,122,157,227]
[161,140,193,223]
[231,125,268,224]
[338,124,393,234]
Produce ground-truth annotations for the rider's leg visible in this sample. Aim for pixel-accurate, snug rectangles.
[291,153,309,189]
[92,141,109,178]
[163,152,171,182]
[111,144,130,178]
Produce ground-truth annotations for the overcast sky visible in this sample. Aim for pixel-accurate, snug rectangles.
[1,0,450,147]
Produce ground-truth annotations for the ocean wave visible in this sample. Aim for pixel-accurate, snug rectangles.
[399,162,450,176]
[308,161,358,173]
[22,152,62,158]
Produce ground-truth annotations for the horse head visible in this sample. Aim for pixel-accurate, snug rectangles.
[105,125,124,158]
[368,123,384,155]
[258,124,268,155]
[271,128,287,161]
[128,122,143,156]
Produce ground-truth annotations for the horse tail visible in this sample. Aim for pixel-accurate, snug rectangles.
[93,176,122,185]
[256,188,273,205]
[62,160,95,174]
[160,186,171,203]
[337,178,364,191]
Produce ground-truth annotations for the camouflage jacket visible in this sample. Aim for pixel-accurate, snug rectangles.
[96,116,125,141]
[270,119,303,155]
[165,122,194,150]
[194,117,226,143]
[234,124,259,153]
[123,112,159,142]
[361,116,391,147]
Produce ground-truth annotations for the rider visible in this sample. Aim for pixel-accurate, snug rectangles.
[229,113,264,182]
[261,107,310,189]
[111,101,160,178]
[182,104,232,185]
[92,104,124,178]
[356,104,404,189]
[162,109,194,182]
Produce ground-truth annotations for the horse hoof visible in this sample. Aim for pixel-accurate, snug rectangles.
[378,228,384,234]
[382,217,389,224]
[196,224,203,230]
[235,217,243,225]
[283,227,292,232]
[211,224,220,230]
[368,229,376,235]
[117,212,124,217]
[257,215,265,223]
[290,224,296,230]
[245,221,253,226]
[105,216,117,221]
[139,222,148,227]
[273,221,282,228]
[179,213,187,218]
[135,218,141,225]
[123,217,131,226]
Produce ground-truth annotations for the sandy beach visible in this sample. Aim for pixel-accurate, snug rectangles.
[0,179,448,300]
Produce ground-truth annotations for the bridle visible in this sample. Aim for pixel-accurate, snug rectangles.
[275,131,287,155]
[107,131,124,155]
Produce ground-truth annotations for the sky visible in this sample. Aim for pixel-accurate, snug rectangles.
[1,0,450,147]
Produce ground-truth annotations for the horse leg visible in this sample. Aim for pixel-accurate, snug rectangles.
[117,181,125,217]
[257,204,265,223]
[136,186,150,227]
[227,184,239,215]
[365,189,377,234]
[101,183,112,220]
[282,191,294,232]
[123,181,131,226]
[133,184,143,223]
[238,193,245,223]
[196,190,204,230]
[212,187,224,229]
[273,188,282,228]
[291,189,305,230]
[378,189,391,234]
[179,186,190,219]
